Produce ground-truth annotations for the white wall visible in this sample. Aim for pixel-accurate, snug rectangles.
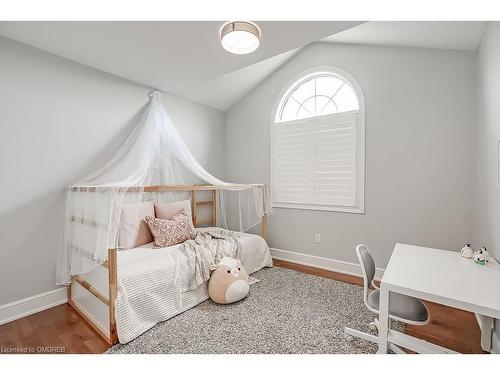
[475,21,500,352]
[225,42,477,267]
[0,35,225,306]
[475,22,500,260]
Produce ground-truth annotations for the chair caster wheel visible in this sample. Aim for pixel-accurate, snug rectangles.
[368,322,378,331]
[345,333,354,342]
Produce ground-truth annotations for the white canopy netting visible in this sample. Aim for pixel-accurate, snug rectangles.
[56,91,271,285]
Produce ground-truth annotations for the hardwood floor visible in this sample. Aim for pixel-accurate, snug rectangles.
[0,259,486,354]
[0,303,108,354]
[274,259,486,354]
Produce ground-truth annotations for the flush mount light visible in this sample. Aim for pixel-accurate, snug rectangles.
[220,21,261,54]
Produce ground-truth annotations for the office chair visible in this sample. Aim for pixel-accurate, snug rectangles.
[344,244,430,353]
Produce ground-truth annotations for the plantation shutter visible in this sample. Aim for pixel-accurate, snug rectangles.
[273,111,358,208]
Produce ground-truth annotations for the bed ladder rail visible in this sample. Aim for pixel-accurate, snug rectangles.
[192,190,216,228]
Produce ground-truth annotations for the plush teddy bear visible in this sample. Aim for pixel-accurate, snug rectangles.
[208,257,249,304]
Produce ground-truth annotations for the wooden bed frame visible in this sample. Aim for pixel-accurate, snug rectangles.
[67,184,268,346]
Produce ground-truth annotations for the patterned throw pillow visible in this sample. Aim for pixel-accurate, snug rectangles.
[169,208,194,228]
[144,209,196,248]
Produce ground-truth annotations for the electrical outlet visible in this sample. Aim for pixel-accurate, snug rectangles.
[314,233,321,243]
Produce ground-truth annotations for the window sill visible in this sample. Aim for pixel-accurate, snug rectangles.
[272,202,365,214]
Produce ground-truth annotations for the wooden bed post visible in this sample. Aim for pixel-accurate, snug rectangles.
[261,213,268,242]
[67,283,72,301]
[212,190,217,226]
[191,190,197,226]
[108,248,118,345]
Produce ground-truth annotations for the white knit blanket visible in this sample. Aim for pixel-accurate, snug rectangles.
[181,229,241,291]
[114,229,266,343]
[114,244,183,344]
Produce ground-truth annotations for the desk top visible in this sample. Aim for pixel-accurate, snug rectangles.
[382,243,500,318]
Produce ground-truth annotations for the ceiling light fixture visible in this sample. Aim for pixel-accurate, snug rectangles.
[220,21,261,55]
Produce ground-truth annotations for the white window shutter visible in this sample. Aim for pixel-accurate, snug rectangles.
[273,112,358,209]
[313,112,357,207]
[274,121,314,204]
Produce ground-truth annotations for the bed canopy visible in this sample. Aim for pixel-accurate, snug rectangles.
[56,91,271,285]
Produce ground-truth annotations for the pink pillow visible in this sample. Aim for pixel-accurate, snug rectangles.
[155,200,193,225]
[144,210,196,248]
[118,201,154,249]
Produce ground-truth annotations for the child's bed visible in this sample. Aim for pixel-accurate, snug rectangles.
[67,184,271,345]
[70,228,272,344]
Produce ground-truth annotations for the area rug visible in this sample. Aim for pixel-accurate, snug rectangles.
[107,266,398,354]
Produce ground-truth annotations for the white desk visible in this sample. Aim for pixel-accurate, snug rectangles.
[378,243,500,354]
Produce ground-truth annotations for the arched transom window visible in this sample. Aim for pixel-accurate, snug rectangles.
[272,68,365,213]
[276,72,359,123]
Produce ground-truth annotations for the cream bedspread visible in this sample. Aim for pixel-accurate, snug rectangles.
[114,228,272,343]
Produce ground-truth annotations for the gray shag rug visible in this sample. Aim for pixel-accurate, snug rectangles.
[107,266,400,354]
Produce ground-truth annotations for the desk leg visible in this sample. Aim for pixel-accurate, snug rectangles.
[480,315,493,352]
[378,285,390,354]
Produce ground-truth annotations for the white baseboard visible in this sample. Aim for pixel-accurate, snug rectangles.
[0,288,68,325]
[270,248,385,281]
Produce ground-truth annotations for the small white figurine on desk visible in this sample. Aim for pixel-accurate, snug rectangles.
[473,247,488,266]
[480,247,489,263]
[461,244,473,259]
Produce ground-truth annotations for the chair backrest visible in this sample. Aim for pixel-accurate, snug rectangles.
[355,244,376,304]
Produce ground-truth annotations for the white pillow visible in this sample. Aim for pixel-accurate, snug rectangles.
[117,201,154,249]
[154,199,194,226]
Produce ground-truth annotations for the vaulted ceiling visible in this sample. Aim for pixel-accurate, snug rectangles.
[0,21,487,112]
[0,21,362,111]
[323,21,486,51]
